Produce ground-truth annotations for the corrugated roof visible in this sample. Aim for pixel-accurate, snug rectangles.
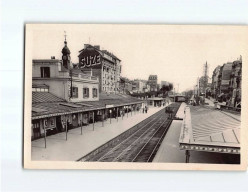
[190,106,240,144]
[179,105,240,154]
[32,93,144,119]
[32,92,66,103]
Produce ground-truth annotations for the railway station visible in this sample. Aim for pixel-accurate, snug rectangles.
[30,33,241,165]
[32,90,145,140]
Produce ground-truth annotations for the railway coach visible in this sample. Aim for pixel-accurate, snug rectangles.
[175,95,186,102]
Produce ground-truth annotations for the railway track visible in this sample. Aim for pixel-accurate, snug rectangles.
[77,103,181,162]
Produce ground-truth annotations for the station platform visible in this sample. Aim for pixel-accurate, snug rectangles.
[31,104,168,161]
[153,102,240,164]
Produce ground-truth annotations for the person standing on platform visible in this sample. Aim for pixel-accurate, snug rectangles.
[145,106,147,113]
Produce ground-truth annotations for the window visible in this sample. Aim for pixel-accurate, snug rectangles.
[58,64,61,71]
[93,88,98,98]
[40,67,50,78]
[72,87,78,98]
[83,87,89,98]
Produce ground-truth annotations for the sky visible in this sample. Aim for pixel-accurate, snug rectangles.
[30,24,246,92]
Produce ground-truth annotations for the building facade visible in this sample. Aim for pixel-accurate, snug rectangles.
[147,75,158,92]
[78,44,121,94]
[133,79,147,93]
[211,66,221,99]
[229,60,242,107]
[210,58,242,107]
[32,39,99,102]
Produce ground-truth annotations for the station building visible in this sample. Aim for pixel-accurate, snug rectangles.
[31,36,144,140]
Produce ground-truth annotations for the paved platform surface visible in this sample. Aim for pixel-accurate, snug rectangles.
[175,102,187,119]
[31,104,168,161]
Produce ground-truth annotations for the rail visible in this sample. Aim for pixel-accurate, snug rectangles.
[76,108,165,162]
[132,119,172,162]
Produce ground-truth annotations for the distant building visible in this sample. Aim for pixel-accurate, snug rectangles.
[198,76,211,96]
[119,77,133,94]
[229,60,242,107]
[147,75,158,91]
[211,66,221,99]
[143,83,150,92]
[211,58,242,105]
[133,79,147,93]
[77,44,121,94]
[219,62,233,99]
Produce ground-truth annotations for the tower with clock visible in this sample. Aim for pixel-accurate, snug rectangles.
[61,31,71,70]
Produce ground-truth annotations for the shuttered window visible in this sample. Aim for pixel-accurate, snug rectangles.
[83,88,89,98]
[72,87,78,98]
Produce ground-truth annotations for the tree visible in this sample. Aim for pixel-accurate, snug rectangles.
[160,83,173,97]
[169,83,173,91]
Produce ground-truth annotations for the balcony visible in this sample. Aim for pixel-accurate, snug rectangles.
[58,71,99,82]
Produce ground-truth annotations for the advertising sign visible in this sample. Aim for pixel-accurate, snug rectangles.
[106,104,114,108]
[79,48,102,68]
[221,80,230,85]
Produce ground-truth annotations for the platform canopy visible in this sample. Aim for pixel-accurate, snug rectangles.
[179,106,240,155]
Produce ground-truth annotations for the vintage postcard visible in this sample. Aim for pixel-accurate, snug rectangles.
[24,24,248,170]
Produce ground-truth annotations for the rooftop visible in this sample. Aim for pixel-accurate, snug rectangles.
[32,92,65,103]
[32,92,144,119]
[179,105,240,154]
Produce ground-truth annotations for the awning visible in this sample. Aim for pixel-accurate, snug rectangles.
[179,106,240,155]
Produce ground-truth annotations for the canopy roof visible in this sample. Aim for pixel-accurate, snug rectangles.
[32,92,144,119]
[179,105,240,154]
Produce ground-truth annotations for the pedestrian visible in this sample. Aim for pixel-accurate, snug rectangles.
[145,106,147,113]
[142,107,144,113]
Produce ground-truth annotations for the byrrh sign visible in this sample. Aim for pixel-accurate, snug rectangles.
[79,47,102,68]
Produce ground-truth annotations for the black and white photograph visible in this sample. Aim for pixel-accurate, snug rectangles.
[24,24,248,170]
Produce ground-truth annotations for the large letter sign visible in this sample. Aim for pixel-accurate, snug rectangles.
[81,54,101,67]
[79,48,102,68]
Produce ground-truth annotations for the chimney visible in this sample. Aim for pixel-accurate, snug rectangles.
[84,44,90,49]
[94,45,100,50]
